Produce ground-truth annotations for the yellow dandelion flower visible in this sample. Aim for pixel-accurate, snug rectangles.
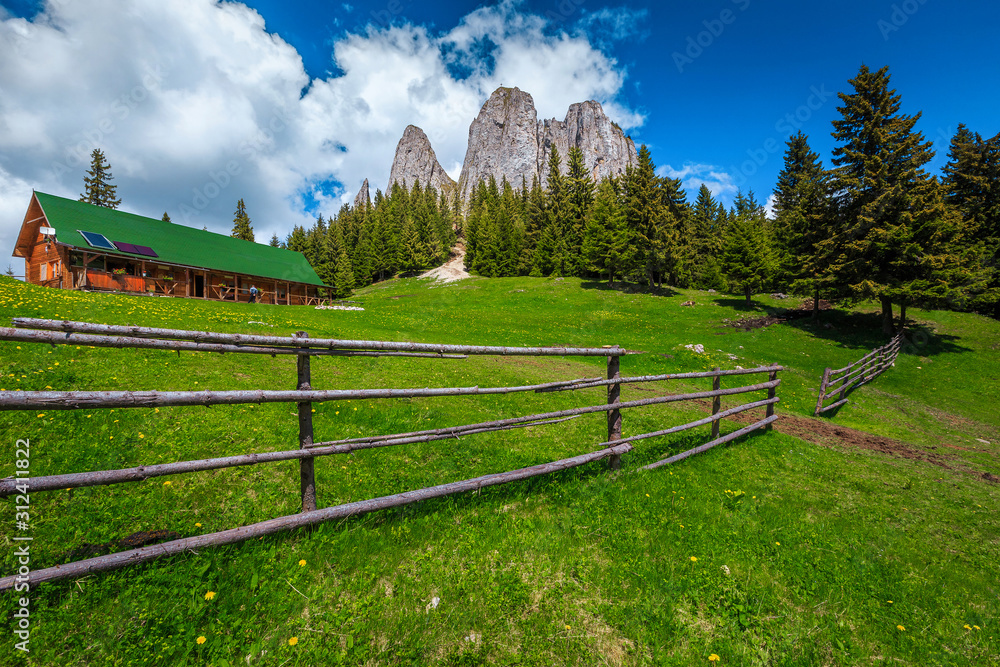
[139,433,144,439]
[973,625,981,630]
[196,636,206,645]
[709,655,720,662]
[163,481,172,486]
[195,522,202,528]
[37,413,44,418]
[288,637,298,646]
[298,559,306,567]
[204,591,216,600]
[775,542,781,546]
[897,625,905,631]
[690,556,698,562]
[965,624,972,630]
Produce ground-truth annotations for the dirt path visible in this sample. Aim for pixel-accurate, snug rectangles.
[420,244,470,283]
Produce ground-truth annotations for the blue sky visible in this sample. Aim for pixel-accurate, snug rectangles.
[1,0,998,274]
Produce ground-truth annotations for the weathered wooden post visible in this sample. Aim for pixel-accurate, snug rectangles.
[295,331,317,512]
[765,368,778,431]
[711,367,721,439]
[838,363,852,402]
[606,346,622,470]
[814,367,831,416]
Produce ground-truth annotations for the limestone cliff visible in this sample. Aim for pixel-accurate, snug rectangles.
[457,87,542,201]
[458,87,637,200]
[387,125,456,195]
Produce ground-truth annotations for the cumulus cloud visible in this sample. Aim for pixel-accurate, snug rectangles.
[659,163,739,203]
[0,0,642,275]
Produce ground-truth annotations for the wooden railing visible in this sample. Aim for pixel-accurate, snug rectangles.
[814,330,904,415]
[0,319,782,589]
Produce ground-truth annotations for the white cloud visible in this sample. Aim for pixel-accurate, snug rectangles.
[0,0,642,275]
[659,163,739,204]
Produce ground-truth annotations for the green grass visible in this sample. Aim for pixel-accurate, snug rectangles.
[0,274,998,666]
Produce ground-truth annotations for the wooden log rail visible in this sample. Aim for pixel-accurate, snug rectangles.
[814,330,904,415]
[0,319,782,589]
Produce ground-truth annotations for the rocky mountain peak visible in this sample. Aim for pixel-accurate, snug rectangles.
[353,178,370,209]
[387,125,456,195]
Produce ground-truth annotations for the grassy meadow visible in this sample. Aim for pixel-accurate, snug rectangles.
[0,273,998,666]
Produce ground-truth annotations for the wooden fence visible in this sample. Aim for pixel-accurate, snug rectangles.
[813,329,904,415]
[0,318,782,590]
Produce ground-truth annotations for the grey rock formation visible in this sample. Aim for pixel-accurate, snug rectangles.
[353,178,370,209]
[387,125,456,195]
[537,100,638,188]
[458,87,637,201]
[458,87,542,201]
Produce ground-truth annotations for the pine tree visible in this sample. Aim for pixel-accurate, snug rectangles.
[161,212,171,223]
[942,126,1000,313]
[230,199,255,242]
[541,146,569,276]
[332,249,355,298]
[723,190,773,306]
[623,145,674,288]
[772,132,831,318]
[269,233,281,248]
[565,147,595,274]
[583,179,631,286]
[825,65,945,335]
[79,149,121,208]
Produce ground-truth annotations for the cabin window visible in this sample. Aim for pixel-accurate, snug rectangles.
[39,263,49,280]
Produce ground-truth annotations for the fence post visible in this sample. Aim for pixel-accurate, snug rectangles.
[711,367,721,439]
[606,346,622,470]
[295,331,317,512]
[838,363,852,402]
[765,368,778,431]
[814,367,831,416]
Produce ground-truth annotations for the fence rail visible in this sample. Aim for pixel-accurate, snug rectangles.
[814,330,904,415]
[0,320,781,590]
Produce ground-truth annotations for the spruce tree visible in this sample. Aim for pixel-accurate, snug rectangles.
[269,233,281,248]
[161,212,171,223]
[772,131,831,317]
[825,65,943,335]
[79,149,121,208]
[723,190,773,306]
[583,179,631,287]
[230,199,255,242]
[623,145,672,287]
[565,146,595,274]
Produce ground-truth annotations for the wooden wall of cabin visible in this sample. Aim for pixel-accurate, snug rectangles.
[26,233,68,288]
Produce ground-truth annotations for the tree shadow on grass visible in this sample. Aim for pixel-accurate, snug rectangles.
[579,280,680,298]
[713,297,783,314]
[783,310,971,358]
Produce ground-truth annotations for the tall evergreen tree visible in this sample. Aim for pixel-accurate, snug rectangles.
[942,126,1000,313]
[565,146,595,274]
[772,131,831,318]
[230,199,255,242]
[269,233,281,248]
[723,190,774,306]
[583,179,631,286]
[824,65,953,334]
[79,148,121,208]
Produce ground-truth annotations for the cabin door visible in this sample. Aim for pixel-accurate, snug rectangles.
[194,275,204,298]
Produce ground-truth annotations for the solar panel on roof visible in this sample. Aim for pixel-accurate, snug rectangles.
[134,245,158,257]
[114,242,139,254]
[79,230,117,251]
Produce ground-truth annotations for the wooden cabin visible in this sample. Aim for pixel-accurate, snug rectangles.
[12,192,330,305]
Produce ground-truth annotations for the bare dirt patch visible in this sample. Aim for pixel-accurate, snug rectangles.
[725,299,832,331]
[420,244,470,283]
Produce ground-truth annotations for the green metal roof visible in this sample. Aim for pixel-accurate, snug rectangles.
[34,192,326,287]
